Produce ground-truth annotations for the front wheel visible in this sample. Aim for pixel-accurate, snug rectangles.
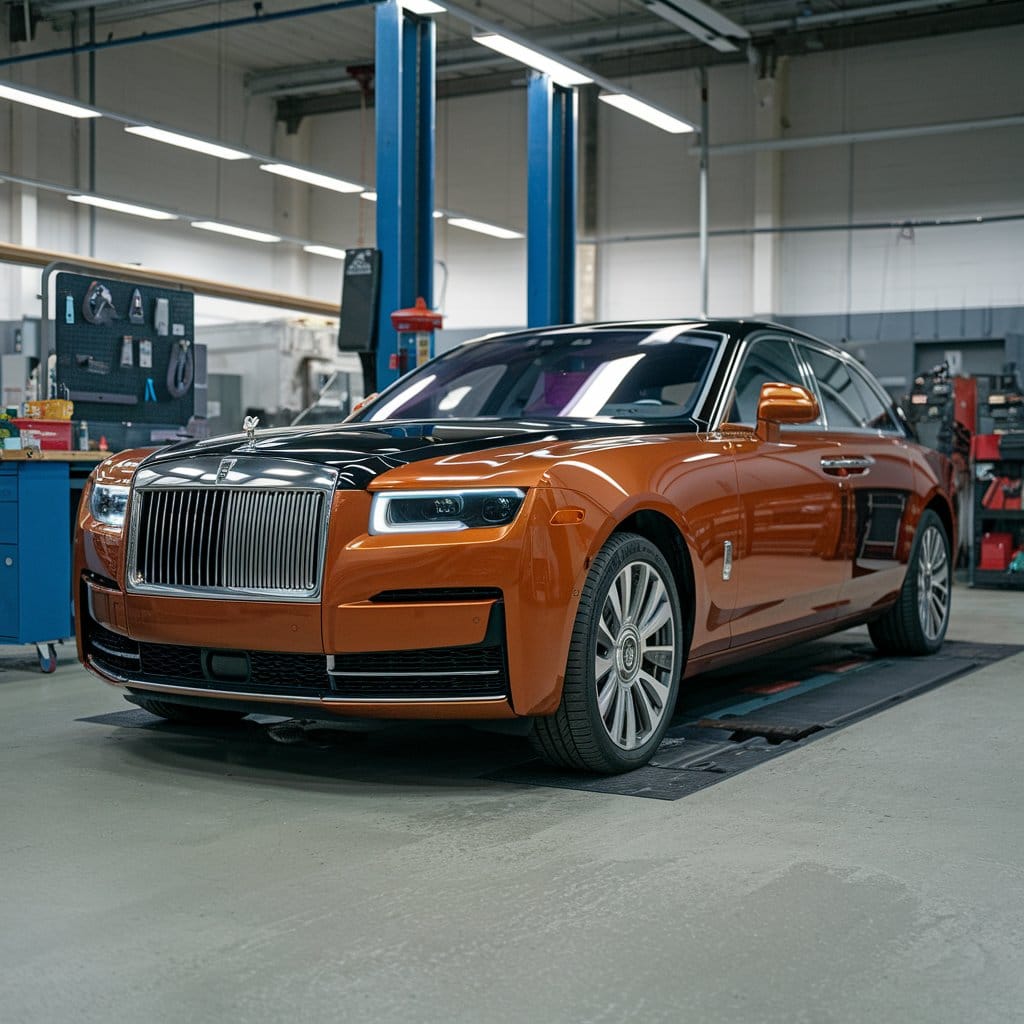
[531,532,683,773]
[868,509,951,656]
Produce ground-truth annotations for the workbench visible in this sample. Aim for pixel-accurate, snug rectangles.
[0,449,108,671]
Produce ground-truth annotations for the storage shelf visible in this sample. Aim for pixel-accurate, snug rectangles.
[970,442,1023,587]
[970,568,1024,589]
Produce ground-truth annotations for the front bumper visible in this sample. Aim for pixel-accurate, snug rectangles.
[77,485,599,719]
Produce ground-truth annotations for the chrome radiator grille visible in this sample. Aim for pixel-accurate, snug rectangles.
[130,487,327,598]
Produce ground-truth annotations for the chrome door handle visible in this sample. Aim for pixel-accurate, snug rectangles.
[821,455,874,475]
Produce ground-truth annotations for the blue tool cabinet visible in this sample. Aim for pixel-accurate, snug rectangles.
[0,458,74,671]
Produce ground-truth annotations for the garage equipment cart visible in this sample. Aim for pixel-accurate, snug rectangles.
[1,450,107,671]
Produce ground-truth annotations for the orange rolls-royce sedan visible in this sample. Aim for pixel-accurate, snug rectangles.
[76,321,954,773]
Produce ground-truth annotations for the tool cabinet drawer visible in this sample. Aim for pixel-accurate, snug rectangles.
[0,544,17,638]
[0,500,15,544]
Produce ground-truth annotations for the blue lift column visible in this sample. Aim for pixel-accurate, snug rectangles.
[375,0,435,389]
[527,72,577,328]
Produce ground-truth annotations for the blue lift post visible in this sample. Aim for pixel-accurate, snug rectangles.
[374,0,435,390]
[527,72,577,328]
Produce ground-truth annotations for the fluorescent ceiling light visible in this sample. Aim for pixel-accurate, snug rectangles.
[125,125,249,161]
[191,221,280,243]
[303,244,347,260]
[448,217,523,240]
[403,1,445,13]
[259,163,362,194]
[361,191,442,216]
[473,33,592,88]
[644,0,749,53]
[68,194,177,220]
[0,82,100,119]
[599,93,694,134]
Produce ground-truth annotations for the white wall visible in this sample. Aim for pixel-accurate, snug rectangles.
[773,29,1024,316]
[2,20,1022,334]
[595,26,1024,321]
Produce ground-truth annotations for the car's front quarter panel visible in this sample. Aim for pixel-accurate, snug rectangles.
[376,431,743,670]
[319,482,599,716]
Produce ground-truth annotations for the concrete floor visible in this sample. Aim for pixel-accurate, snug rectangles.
[1,584,1022,1024]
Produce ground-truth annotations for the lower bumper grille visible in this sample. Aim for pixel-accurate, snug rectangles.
[84,606,509,702]
[329,644,507,699]
[86,620,330,695]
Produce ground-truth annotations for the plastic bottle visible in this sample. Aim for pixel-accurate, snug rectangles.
[78,420,89,451]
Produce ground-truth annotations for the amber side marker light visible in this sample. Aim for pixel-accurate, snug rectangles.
[550,508,586,526]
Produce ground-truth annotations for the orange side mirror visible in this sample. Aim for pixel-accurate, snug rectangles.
[756,383,819,441]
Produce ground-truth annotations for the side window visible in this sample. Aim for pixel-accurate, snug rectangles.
[801,346,898,431]
[728,337,805,425]
[846,363,900,431]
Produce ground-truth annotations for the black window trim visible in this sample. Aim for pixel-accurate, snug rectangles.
[793,339,908,438]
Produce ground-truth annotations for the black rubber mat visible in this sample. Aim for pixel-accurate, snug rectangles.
[487,640,1023,799]
[80,640,1021,801]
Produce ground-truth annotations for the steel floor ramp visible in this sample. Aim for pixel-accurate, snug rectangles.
[486,639,1023,800]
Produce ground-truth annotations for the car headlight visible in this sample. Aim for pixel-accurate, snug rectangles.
[369,488,526,535]
[90,483,130,528]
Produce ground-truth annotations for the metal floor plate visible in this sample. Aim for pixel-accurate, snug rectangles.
[486,640,1024,800]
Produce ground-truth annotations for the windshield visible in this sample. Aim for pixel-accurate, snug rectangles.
[355,328,722,423]
[292,369,364,427]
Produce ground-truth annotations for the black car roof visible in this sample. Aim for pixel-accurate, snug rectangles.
[465,319,835,349]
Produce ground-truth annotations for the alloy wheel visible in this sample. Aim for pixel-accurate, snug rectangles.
[916,524,950,641]
[594,559,677,751]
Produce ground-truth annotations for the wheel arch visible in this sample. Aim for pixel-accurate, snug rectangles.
[612,508,696,662]
[924,491,955,552]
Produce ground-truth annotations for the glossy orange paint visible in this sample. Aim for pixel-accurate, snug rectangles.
[76,397,952,724]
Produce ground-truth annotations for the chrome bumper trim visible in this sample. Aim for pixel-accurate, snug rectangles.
[86,657,510,706]
[91,640,141,661]
[327,668,500,678]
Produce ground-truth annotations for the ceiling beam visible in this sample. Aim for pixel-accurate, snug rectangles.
[273,0,1024,125]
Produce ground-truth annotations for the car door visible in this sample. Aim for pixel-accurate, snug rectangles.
[725,335,847,648]
[795,342,916,615]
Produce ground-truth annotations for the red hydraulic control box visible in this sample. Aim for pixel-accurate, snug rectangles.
[979,532,1015,570]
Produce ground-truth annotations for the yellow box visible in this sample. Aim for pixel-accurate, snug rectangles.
[24,399,74,421]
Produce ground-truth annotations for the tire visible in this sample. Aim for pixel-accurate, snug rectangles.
[531,532,683,773]
[868,509,951,656]
[131,696,249,726]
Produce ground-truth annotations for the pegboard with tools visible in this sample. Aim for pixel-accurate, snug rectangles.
[54,272,196,429]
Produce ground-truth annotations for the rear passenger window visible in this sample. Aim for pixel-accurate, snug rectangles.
[801,347,898,432]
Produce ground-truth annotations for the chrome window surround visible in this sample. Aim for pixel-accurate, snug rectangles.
[708,331,909,438]
[125,455,338,603]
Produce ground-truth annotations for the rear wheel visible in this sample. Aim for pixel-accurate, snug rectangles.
[868,509,951,655]
[131,696,249,726]
[531,532,683,774]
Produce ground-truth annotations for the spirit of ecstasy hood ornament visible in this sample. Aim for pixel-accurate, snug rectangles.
[242,415,259,449]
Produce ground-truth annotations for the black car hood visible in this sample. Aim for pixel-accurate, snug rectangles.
[143,418,696,489]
